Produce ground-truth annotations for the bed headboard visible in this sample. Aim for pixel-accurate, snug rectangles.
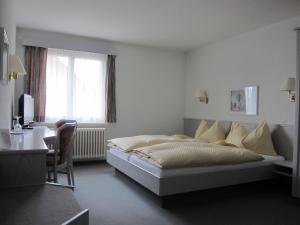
[184,118,294,160]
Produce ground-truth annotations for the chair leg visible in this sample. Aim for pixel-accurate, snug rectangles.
[67,167,71,186]
[47,171,51,182]
[70,165,75,187]
[53,165,58,183]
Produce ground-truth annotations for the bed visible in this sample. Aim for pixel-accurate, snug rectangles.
[106,119,293,197]
[107,147,284,196]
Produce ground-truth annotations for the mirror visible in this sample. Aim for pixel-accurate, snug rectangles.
[245,86,258,115]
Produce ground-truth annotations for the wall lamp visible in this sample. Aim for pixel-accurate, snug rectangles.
[8,55,26,80]
[194,90,208,103]
[280,77,295,102]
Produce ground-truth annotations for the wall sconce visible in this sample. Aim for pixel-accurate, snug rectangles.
[8,55,26,80]
[194,90,208,103]
[280,77,295,102]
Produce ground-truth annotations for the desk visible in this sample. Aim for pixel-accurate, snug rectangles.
[0,126,55,188]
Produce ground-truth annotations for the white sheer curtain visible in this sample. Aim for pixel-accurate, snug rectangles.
[45,48,106,123]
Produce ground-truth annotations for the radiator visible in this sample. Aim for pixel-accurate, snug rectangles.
[73,128,106,161]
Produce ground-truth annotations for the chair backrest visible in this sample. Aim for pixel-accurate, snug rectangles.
[57,122,77,164]
[56,119,78,129]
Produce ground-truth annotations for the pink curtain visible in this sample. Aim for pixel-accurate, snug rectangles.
[105,55,116,123]
[24,46,48,122]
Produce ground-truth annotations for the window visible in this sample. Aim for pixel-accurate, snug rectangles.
[45,48,106,123]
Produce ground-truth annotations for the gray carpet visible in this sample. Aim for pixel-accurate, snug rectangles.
[61,162,300,225]
[0,184,81,225]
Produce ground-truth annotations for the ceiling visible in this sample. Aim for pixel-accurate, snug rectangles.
[14,0,300,51]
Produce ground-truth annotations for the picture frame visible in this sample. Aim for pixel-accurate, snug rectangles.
[230,89,246,113]
[230,86,258,115]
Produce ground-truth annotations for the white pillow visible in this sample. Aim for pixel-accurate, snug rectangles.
[225,122,250,147]
[194,120,209,139]
[241,121,277,156]
[199,121,225,143]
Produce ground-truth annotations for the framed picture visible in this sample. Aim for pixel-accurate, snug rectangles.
[230,89,246,113]
[230,86,258,115]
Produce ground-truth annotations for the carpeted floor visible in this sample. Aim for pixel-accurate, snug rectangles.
[59,162,300,225]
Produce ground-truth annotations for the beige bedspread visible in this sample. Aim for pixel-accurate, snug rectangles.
[132,142,263,169]
[108,135,195,152]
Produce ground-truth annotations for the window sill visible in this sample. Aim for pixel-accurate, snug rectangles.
[34,122,110,128]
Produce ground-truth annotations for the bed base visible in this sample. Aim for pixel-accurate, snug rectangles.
[107,150,276,197]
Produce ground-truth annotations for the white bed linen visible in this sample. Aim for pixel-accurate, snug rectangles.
[108,148,284,178]
[109,148,131,160]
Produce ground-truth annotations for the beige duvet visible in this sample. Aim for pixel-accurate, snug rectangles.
[132,142,263,169]
[108,135,194,152]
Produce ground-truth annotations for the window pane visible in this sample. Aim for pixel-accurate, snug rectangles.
[73,58,105,122]
[45,48,106,123]
[45,54,69,122]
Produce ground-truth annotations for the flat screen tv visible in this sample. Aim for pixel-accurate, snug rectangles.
[0,27,9,82]
[19,94,34,127]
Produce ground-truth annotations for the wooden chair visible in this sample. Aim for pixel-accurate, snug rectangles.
[44,119,77,148]
[46,122,77,186]
[55,119,77,129]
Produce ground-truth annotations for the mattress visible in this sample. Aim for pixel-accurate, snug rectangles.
[108,147,284,178]
[109,147,131,160]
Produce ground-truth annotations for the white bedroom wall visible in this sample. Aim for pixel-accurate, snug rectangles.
[15,28,185,139]
[0,0,16,129]
[185,16,300,125]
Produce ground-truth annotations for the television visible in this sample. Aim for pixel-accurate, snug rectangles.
[19,94,35,127]
[0,27,9,82]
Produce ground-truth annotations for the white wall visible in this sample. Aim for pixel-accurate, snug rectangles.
[0,0,16,129]
[15,15,299,138]
[15,28,185,139]
[185,16,300,125]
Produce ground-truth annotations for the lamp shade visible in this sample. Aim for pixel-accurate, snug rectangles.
[9,55,26,75]
[194,90,207,98]
[280,78,295,91]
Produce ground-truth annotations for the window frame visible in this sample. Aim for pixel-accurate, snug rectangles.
[45,48,107,123]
